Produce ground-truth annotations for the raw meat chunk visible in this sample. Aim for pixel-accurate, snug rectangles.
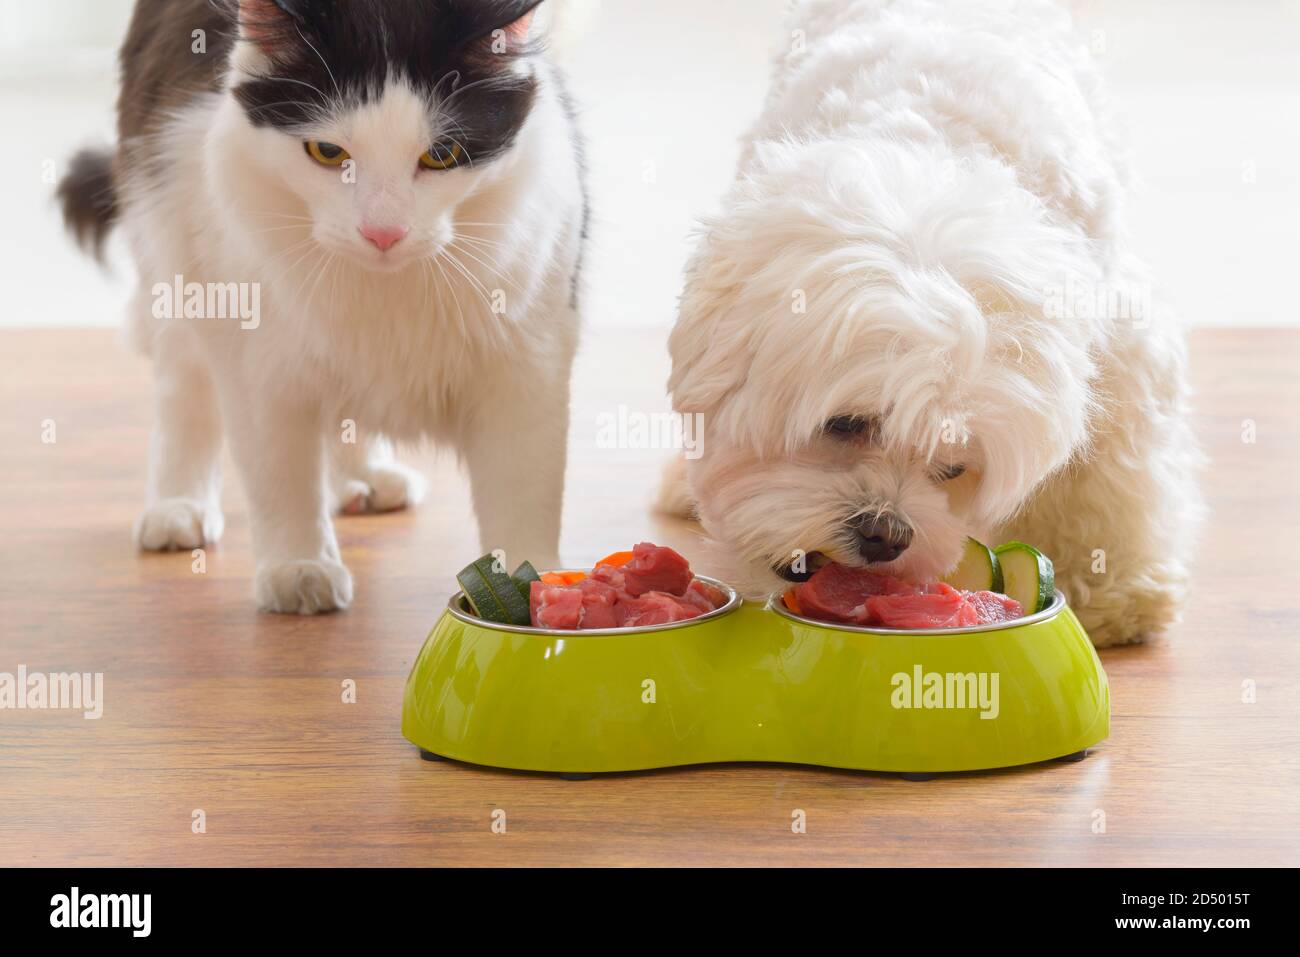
[622,542,693,597]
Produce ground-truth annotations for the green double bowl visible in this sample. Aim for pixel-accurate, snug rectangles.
[401,576,1109,776]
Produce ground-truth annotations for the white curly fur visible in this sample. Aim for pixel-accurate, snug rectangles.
[665,0,1202,647]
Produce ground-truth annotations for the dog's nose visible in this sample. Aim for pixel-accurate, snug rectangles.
[850,515,912,564]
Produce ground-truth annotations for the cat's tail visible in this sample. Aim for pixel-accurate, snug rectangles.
[57,146,119,263]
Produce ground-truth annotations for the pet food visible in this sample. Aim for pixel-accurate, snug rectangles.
[790,562,1023,629]
[459,543,728,630]
[530,543,728,629]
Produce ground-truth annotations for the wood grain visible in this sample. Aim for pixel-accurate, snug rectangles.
[1,328,1297,867]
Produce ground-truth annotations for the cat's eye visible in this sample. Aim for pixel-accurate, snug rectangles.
[305,141,350,167]
[935,464,967,482]
[420,142,464,171]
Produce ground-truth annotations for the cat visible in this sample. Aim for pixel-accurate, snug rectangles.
[58,0,589,614]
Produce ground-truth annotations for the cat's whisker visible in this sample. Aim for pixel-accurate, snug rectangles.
[454,237,513,261]
[440,74,508,107]
[292,24,343,100]
[264,237,320,274]
[247,223,315,237]
[448,240,522,293]
[306,251,338,312]
[452,231,512,245]
[431,70,461,100]
[443,245,496,300]
[431,255,473,370]
[284,247,331,306]
[431,252,470,344]
[453,234,520,265]
[259,248,317,293]
[440,119,477,169]
[453,231,510,249]
[446,136,475,170]
[246,211,316,222]
[452,228,514,245]
[305,252,336,306]
[441,251,493,312]
[260,75,332,101]
[418,259,434,320]
[440,247,498,324]
[242,100,322,117]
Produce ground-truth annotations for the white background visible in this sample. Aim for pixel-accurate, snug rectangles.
[1,0,1297,330]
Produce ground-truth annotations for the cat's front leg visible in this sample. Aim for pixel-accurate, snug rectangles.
[221,386,352,615]
[460,369,571,573]
[136,322,225,551]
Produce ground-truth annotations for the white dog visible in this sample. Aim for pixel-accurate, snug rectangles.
[663,0,1200,647]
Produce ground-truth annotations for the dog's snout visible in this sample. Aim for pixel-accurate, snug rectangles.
[850,515,912,564]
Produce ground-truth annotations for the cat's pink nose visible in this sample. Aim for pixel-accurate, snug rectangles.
[359,223,409,252]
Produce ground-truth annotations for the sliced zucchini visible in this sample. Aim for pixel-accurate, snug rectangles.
[511,561,541,602]
[941,537,1003,593]
[456,554,533,626]
[993,541,1055,614]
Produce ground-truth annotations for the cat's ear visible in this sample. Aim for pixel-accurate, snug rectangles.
[475,0,545,56]
[502,4,540,43]
[237,0,307,56]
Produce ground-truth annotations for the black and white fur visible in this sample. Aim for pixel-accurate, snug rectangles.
[59,0,589,613]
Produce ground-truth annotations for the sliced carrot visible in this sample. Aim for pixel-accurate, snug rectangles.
[596,550,635,568]
[783,589,803,615]
[541,571,588,586]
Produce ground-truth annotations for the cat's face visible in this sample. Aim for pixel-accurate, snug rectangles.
[227,0,543,272]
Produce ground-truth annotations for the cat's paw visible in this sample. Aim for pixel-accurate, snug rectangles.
[255,559,353,616]
[136,499,225,551]
[334,463,426,515]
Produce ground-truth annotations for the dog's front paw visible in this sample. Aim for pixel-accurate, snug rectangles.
[255,559,353,615]
[136,499,225,551]
[335,463,426,515]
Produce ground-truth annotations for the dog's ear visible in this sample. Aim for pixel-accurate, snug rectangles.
[668,298,743,420]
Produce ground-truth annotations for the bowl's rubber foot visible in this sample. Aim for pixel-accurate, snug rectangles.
[560,772,594,781]
[900,772,937,782]
[1057,749,1089,763]
[419,749,446,762]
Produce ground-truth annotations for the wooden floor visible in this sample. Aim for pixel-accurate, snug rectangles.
[1,327,1297,867]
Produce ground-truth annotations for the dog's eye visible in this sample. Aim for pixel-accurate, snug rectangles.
[935,464,967,482]
[824,415,875,439]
